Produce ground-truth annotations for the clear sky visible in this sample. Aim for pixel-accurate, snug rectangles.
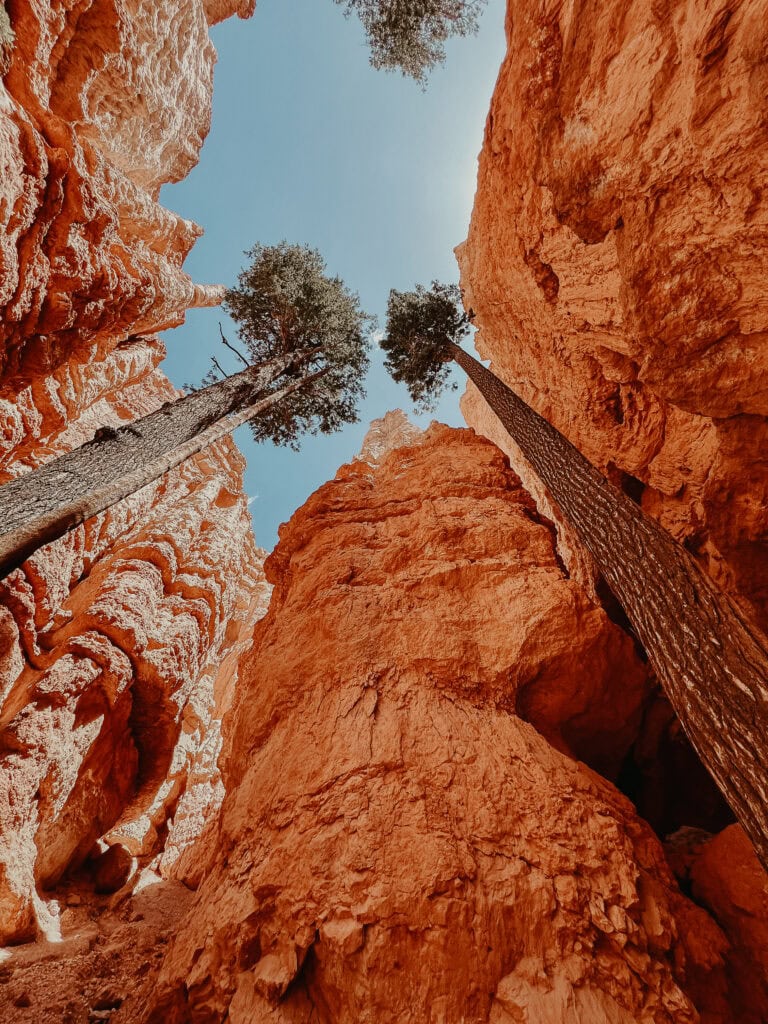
[160,0,507,550]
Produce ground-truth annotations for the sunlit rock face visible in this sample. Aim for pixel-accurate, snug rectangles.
[0,0,262,944]
[0,0,243,390]
[142,423,750,1024]
[458,0,768,629]
[204,0,256,26]
[353,408,424,467]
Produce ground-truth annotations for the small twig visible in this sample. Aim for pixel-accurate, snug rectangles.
[219,322,250,367]
[211,355,227,378]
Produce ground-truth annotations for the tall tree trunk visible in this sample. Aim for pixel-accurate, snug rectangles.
[0,354,325,580]
[449,341,768,868]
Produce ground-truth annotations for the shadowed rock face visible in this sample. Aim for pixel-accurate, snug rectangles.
[144,425,747,1024]
[0,0,263,944]
[457,0,768,631]
[667,824,768,1024]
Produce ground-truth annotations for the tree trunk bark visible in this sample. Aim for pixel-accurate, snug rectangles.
[0,355,324,580]
[449,341,768,868]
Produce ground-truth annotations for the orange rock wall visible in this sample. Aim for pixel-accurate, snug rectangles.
[0,0,262,944]
[458,0,768,628]
[689,825,768,1022]
[144,424,751,1024]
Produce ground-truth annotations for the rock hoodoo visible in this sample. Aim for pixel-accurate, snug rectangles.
[0,0,766,1020]
[144,423,756,1024]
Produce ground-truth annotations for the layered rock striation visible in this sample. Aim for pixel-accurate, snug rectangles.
[143,423,759,1024]
[0,0,249,462]
[458,0,768,630]
[0,0,263,944]
[0,0,256,390]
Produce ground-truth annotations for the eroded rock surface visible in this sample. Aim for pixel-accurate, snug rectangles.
[688,825,768,1024]
[0,0,263,944]
[0,0,256,389]
[0,0,766,1016]
[458,0,768,630]
[0,872,197,1024]
[140,425,752,1024]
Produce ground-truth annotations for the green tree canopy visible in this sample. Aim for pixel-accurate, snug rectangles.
[335,0,486,82]
[223,242,373,448]
[380,280,469,408]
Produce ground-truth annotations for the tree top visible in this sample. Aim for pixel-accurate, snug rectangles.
[381,280,469,409]
[335,0,487,83]
[223,242,374,449]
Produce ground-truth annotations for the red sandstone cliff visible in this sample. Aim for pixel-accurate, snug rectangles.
[0,0,263,945]
[457,0,768,633]
[138,422,762,1024]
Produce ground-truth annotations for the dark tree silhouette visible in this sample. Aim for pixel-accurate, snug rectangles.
[0,244,372,580]
[334,0,486,82]
[382,280,768,868]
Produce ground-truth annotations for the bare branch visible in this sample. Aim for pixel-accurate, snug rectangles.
[219,322,250,367]
[211,355,227,378]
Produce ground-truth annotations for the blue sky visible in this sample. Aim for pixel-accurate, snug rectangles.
[160,0,506,550]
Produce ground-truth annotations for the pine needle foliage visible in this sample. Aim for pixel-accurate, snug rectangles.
[381,281,469,409]
[335,0,486,82]
[223,242,373,449]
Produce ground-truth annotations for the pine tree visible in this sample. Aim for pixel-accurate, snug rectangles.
[382,280,768,868]
[335,0,486,82]
[0,244,372,579]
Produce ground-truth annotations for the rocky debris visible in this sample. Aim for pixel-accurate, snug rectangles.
[140,424,750,1023]
[457,0,768,632]
[0,875,194,1024]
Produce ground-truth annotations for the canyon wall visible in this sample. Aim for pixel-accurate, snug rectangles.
[0,0,263,944]
[139,420,764,1024]
[0,0,765,1019]
[450,2,768,1011]
[458,0,768,631]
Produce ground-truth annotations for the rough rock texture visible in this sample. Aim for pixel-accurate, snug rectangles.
[0,0,263,945]
[0,872,197,1024]
[0,350,269,945]
[0,335,171,481]
[141,424,754,1024]
[1,0,766,1017]
[0,0,246,390]
[458,0,768,630]
[353,408,423,467]
[688,825,768,1024]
